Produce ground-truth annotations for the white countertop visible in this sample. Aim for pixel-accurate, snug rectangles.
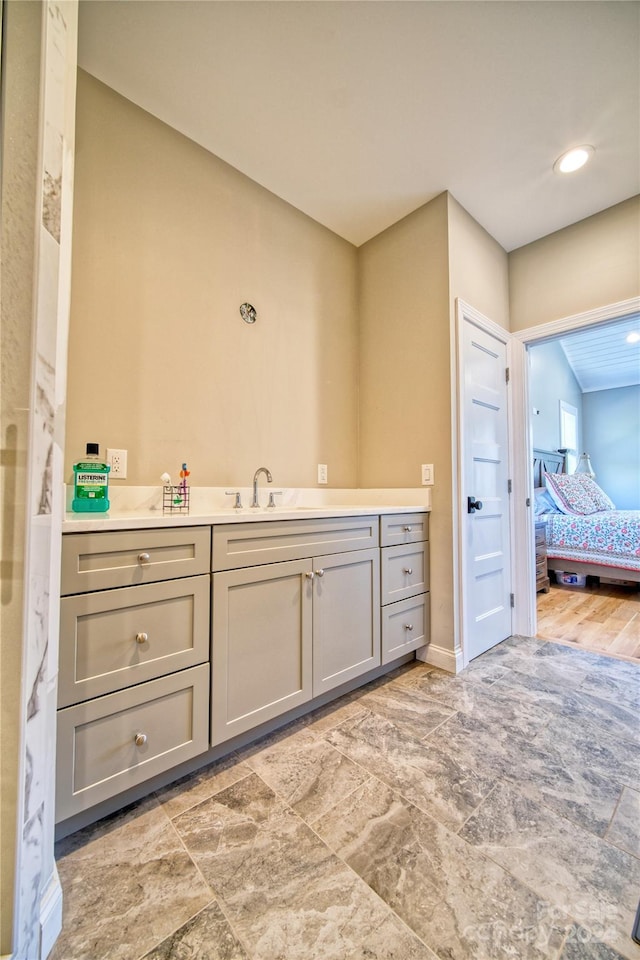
[62,486,431,533]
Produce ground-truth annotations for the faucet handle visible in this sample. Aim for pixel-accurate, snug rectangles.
[266,491,283,509]
[225,491,243,510]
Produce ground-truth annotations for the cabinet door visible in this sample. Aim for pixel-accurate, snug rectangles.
[211,559,312,745]
[312,548,380,697]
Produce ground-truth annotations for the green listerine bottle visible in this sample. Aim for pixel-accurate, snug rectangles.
[72,443,110,512]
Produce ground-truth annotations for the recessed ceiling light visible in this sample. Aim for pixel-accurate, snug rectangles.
[626,331,640,344]
[553,145,595,174]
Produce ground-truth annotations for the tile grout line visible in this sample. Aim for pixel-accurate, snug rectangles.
[161,797,258,960]
[298,776,446,960]
[155,764,255,821]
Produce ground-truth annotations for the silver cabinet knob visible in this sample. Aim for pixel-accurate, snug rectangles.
[134,732,147,747]
[403,567,413,575]
[135,632,148,644]
[316,569,325,578]
[305,571,314,580]
[404,624,414,632]
[138,552,151,564]
[403,526,412,532]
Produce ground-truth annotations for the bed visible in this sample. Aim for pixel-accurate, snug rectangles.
[533,448,640,584]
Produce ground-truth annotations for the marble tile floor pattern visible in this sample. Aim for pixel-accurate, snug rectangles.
[51,636,640,960]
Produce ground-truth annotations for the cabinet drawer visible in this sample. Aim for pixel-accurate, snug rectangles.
[381,542,429,605]
[61,527,211,594]
[58,575,210,707]
[56,664,209,822]
[380,513,429,547]
[382,594,430,664]
[212,516,378,571]
[536,560,548,580]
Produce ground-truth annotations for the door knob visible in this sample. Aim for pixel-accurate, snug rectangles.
[467,496,483,514]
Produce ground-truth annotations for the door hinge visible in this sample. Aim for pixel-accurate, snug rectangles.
[505,366,510,384]
[510,592,515,608]
[507,479,512,494]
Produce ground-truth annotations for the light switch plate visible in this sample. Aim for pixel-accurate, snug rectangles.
[421,463,434,485]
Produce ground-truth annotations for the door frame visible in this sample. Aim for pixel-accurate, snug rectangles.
[510,295,640,639]
[454,299,519,669]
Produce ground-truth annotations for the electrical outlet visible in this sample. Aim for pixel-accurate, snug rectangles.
[107,448,128,479]
[421,463,434,485]
[317,463,328,484]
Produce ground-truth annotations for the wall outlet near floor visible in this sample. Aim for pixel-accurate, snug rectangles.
[317,463,328,484]
[421,463,434,485]
[107,448,128,479]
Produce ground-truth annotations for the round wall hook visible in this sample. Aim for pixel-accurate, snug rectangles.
[240,303,257,324]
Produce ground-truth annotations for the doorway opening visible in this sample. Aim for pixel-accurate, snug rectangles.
[519,301,640,663]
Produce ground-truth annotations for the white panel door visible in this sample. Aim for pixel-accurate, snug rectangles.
[462,314,512,660]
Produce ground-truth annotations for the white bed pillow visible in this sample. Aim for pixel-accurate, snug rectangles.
[534,488,560,515]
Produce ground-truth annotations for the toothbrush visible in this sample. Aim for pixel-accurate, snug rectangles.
[180,462,190,499]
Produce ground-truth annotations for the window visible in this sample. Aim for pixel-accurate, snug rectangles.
[559,400,578,474]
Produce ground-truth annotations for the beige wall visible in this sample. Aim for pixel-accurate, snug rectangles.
[67,72,359,488]
[356,191,510,653]
[447,194,510,330]
[358,193,454,647]
[509,195,640,331]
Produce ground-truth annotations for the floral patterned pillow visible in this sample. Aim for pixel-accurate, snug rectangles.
[543,472,600,515]
[577,474,616,511]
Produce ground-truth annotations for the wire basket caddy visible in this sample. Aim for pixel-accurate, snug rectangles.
[163,484,190,515]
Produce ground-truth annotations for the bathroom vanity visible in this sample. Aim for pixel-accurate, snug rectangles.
[56,502,430,833]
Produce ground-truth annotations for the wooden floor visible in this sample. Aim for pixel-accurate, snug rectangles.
[536,579,640,663]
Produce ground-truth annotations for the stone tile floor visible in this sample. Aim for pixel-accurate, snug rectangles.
[51,636,640,960]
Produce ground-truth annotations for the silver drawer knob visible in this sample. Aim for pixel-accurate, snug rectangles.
[138,552,151,564]
[403,567,413,575]
[404,624,414,632]
[403,525,412,532]
[316,569,325,578]
[135,632,148,644]
[134,732,147,747]
[305,571,314,580]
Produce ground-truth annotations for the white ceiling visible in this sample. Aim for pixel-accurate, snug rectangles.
[558,314,640,394]
[77,0,640,251]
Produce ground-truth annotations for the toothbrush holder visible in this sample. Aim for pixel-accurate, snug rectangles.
[163,484,190,515]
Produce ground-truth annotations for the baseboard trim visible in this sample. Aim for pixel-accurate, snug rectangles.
[39,866,63,960]
[416,643,463,673]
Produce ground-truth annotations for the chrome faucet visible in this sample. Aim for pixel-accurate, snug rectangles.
[251,466,273,508]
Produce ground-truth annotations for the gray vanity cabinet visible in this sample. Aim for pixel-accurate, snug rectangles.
[56,510,428,831]
[210,517,380,746]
